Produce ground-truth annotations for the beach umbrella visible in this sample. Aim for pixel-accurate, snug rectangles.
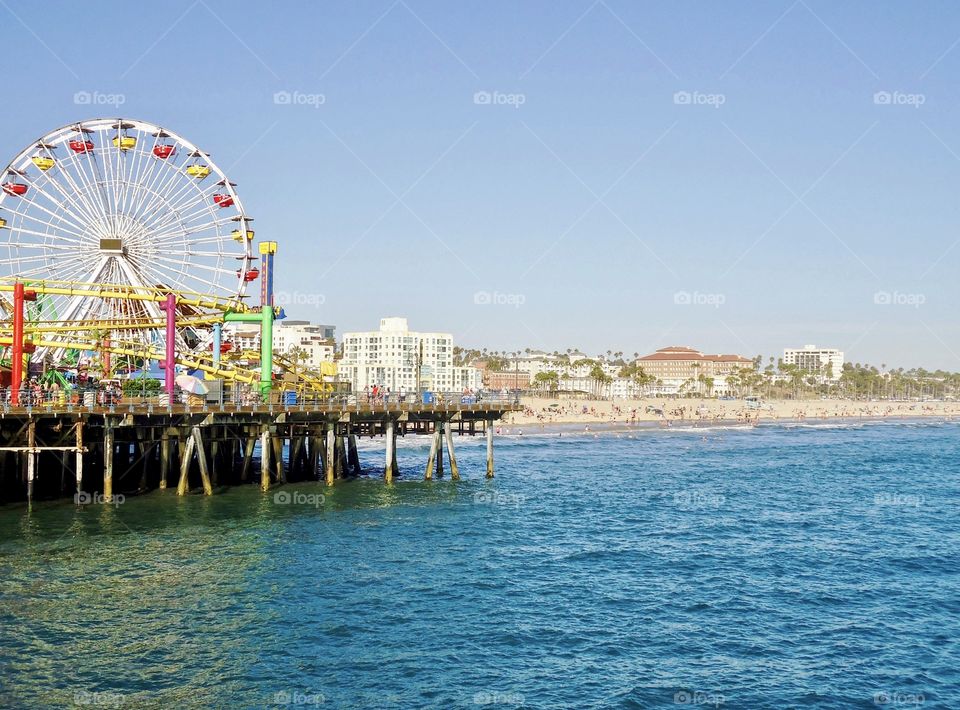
[175,374,209,395]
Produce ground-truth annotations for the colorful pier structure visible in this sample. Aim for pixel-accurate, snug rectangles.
[0,117,518,504]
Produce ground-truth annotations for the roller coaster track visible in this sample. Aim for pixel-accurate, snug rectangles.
[28,337,260,385]
[18,338,335,393]
[0,278,250,313]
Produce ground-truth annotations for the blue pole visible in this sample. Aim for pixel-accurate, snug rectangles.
[213,322,222,368]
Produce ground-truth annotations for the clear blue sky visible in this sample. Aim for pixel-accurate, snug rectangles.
[2,0,960,369]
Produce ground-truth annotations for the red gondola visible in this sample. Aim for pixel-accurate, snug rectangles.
[2,182,27,196]
[236,267,259,282]
[213,193,234,208]
[69,140,94,154]
[153,144,175,159]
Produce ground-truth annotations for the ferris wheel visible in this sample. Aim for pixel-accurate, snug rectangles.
[0,118,256,364]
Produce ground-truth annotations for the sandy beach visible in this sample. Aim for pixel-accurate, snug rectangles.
[502,396,960,429]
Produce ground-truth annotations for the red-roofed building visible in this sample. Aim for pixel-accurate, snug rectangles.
[637,346,754,395]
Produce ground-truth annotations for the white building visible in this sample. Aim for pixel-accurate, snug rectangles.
[273,320,336,369]
[222,320,336,370]
[341,317,481,393]
[782,345,844,381]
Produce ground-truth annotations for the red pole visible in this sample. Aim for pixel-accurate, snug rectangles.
[11,282,24,406]
[164,293,176,406]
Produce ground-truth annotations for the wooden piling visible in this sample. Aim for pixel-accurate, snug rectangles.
[424,425,439,480]
[75,421,84,494]
[210,428,220,487]
[444,419,460,481]
[324,427,335,485]
[260,427,271,492]
[103,421,114,500]
[272,435,285,484]
[348,433,361,475]
[159,430,170,490]
[26,419,36,503]
[335,435,347,479]
[240,432,256,482]
[191,426,213,495]
[177,433,195,496]
[436,421,444,478]
[486,419,494,479]
[310,431,321,480]
[384,419,395,482]
[390,425,399,477]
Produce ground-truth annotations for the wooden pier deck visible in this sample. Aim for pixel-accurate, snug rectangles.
[0,399,522,504]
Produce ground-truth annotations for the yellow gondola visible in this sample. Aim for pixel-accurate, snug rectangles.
[113,135,137,151]
[186,164,211,179]
[231,228,255,241]
[31,156,55,171]
[0,218,6,229]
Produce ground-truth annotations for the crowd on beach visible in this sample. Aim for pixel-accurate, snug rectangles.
[505,397,960,429]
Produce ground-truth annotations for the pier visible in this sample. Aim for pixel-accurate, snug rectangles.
[0,396,519,504]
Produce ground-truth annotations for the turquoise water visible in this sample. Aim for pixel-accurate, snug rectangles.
[0,421,958,708]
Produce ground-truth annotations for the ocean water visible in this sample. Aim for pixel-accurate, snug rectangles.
[0,421,957,708]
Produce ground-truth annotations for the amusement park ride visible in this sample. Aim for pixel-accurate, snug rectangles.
[0,118,327,404]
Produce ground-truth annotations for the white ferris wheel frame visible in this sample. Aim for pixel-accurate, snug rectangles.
[0,117,254,364]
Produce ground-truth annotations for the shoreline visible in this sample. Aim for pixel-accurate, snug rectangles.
[493,414,956,437]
